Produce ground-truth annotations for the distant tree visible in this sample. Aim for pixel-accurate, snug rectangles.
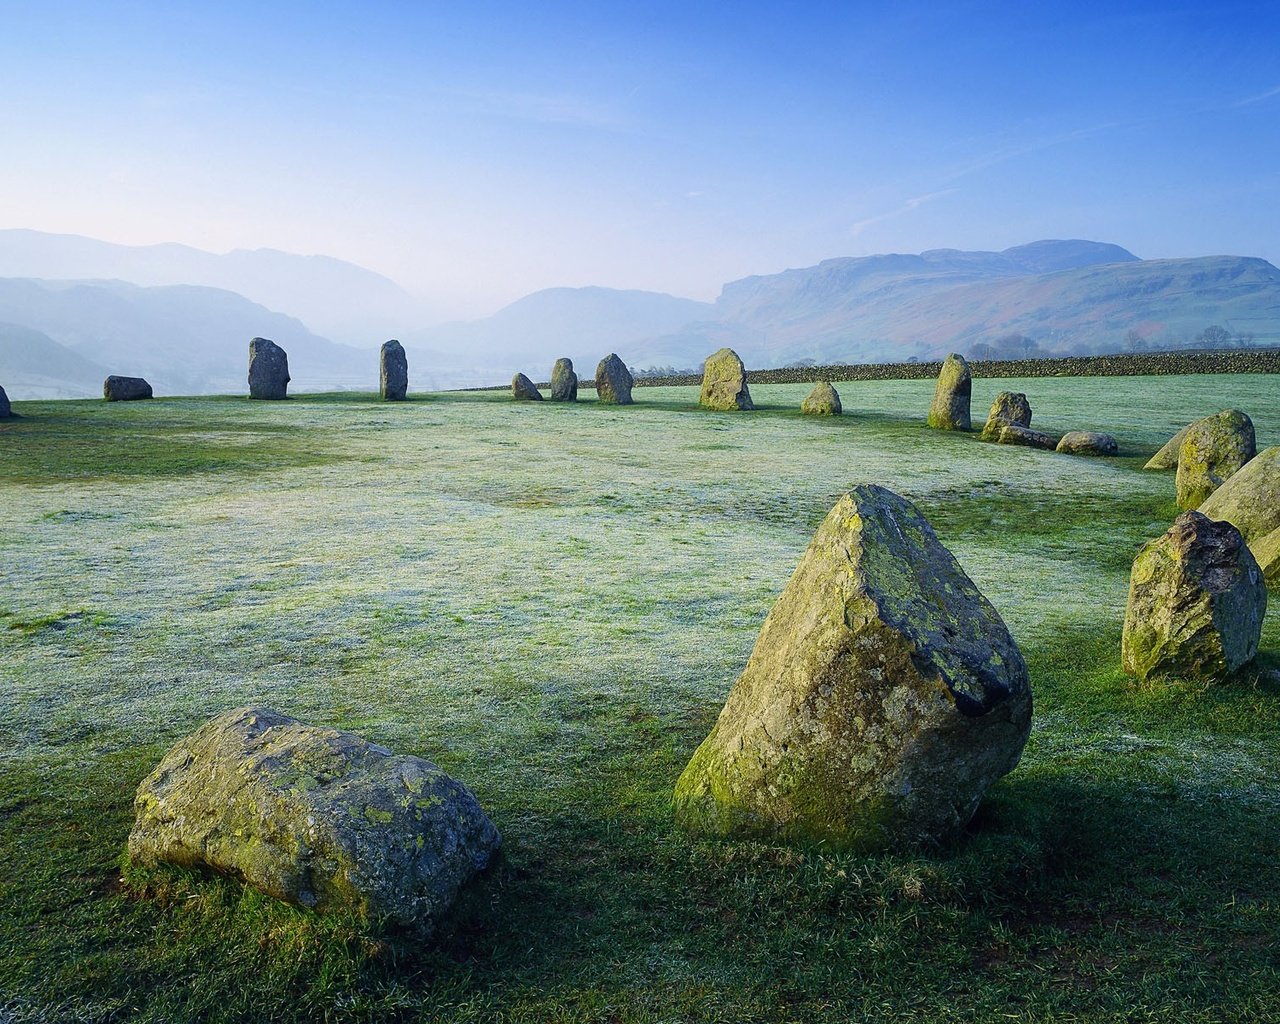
[994,333,1038,359]
[1124,329,1147,353]
[969,342,997,360]
[1197,325,1231,349]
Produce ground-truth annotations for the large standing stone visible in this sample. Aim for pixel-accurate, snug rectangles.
[801,381,842,415]
[1199,446,1280,587]
[129,706,501,932]
[1175,409,1255,509]
[550,358,578,402]
[980,392,1032,440]
[0,385,10,419]
[512,373,543,401]
[1144,422,1194,470]
[1121,512,1266,683]
[1056,431,1118,456]
[380,340,408,401]
[595,354,633,405]
[672,484,1032,852]
[699,348,754,411]
[927,354,972,431]
[103,375,153,402]
[248,338,290,400]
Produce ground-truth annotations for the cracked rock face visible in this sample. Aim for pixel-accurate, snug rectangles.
[129,706,501,932]
[673,484,1032,852]
[927,353,971,431]
[380,340,408,401]
[1122,511,1266,682]
[699,348,754,411]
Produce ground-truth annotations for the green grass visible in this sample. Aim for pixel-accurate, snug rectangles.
[1,375,1278,1023]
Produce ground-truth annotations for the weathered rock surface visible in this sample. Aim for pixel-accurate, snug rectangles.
[981,392,1032,440]
[1175,409,1255,509]
[595,353,633,405]
[103,375,153,401]
[996,424,1058,450]
[927,353,971,431]
[1199,445,1280,586]
[801,381,842,415]
[248,337,290,400]
[1121,512,1266,683]
[511,373,543,401]
[699,348,754,411]
[129,706,501,931]
[550,358,578,402]
[672,484,1032,852]
[1056,431,1118,456]
[0,385,11,418]
[380,340,408,401]
[1145,422,1193,470]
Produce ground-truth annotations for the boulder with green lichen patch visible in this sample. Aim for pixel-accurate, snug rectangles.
[1175,409,1255,509]
[595,353,633,405]
[550,358,578,402]
[1198,445,1280,587]
[981,392,1032,440]
[672,484,1032,852]
[1056,431,1118,456]
[699,348,754,411]
[512,373,543,401]
[801,381,842,415]
[1121,512,1266,683]
[128,706,501,932]
[927,353,971,431]
[1145,422,1194,470]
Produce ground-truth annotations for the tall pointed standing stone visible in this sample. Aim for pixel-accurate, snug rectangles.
[248,338,290,400]
[699,348,754,411]
[380,340,408,401]
[550,358,578,402]
[595,354,633,405]
[927,353,971,430]
[0,385,11,419]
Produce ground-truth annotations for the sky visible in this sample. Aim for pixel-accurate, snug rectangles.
[2,0,1279,321]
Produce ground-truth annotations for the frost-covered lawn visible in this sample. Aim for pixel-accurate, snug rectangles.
[1,374,1278,1023]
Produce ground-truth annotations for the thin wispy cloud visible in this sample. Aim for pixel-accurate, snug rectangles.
[1232,83,1280,107]
[850,189,959,238]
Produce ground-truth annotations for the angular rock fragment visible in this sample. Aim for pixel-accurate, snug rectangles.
[595,353,633,405]
[1121,512,1266,683]
[380,340,408,401]
[550,358,578,402]
[801,381,842,415]
[103,375,153,401]
[1175,409,1255,509]
[927,353,971,431]
[129,706,501,932]
[1056,431,1118,456]
[699,348,754,411]
[511,373,543,401]
[673,484,1032,851]
[248,337,290,400]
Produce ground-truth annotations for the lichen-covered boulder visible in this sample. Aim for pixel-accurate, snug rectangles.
[103,375,153,401]
[672,484,1032,852]
[595,353,633,405]
[699,348,754,411]
[1056,431,1118,456]
[981,392,1032,440]
[248,338,290,400]
[1176,409,1255,509]
[550,358,577,402]
[380,340,408,401]
[801,381,841,415]
[512,373,543,401]
[996,424,1058,450]
[0,385,12,418]
[1121,512,1266,683]
[927,353,971,431]
[1145,422,1194,470]
[129,707,501,931]
[1199,445,1280,587]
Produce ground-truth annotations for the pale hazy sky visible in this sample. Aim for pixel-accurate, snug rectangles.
[3,1,1279,320]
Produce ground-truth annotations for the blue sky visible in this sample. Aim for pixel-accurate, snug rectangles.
[2,1,1278,319]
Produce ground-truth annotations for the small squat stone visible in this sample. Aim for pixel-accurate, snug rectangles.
[595,354,634,405]
[801,382,842,415]
[380,340,408,401]
[549,358,578,402]
[981,392,1032,440]
[1056,431,1118,456]
[996,424,1058,450]
[104,375,153,402]
[512,373,543,401]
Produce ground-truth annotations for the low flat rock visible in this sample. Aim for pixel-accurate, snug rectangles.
[248,337,290,400]
[0,385,11,418]
[927,353,971,431]
[699,348,754,411]
[512,373,544,401]
[1145,422,1194,470]
[550,358,578,402]
[103,375,153,402]
[595,353,633,405]
[129,706,501,932]
[1176,409,1255,509]
[1121,512,1266,683]
[981,392,1032,440]
[1199,445,1280,586]
[673,484,1032,852]
[996,424,1058,450]
[801,382,842,415]
[380,340,408,401]
[1056,431,1118,456]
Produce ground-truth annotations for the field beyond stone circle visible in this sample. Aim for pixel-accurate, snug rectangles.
[2,374,1279,1023]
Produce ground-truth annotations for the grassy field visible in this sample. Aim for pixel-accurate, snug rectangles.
[2,374,1278,1023]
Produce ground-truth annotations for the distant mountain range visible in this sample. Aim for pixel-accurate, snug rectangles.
[1,233,1278,400]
